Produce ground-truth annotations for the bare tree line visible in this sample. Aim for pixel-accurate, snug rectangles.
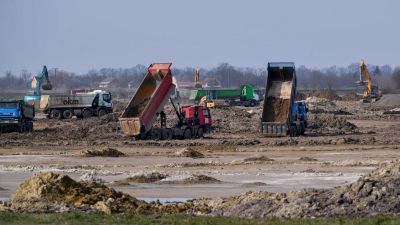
[1,63,399,92]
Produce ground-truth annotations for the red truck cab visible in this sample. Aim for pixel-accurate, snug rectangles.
[180,106,212,127]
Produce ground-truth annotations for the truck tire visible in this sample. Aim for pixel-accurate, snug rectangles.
[183,128,192,139]
[63,110,73,119]
[151,129,162,140]
[27,121,33,132]
[197,127,204,138]
[82,109,92,119]
[250,100,257,107]
[289,126,297,137]
[98,109,107,117]
[300,123,305,135]
[51,110,62,120]
[162,128,173,140]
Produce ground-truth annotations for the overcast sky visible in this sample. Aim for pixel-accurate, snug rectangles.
[0,0,399,75]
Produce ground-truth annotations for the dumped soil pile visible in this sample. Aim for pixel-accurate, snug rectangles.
[188,160,400,218]
[262,97,290,123]
[9,172,150,213]
[79,147,125,157]
[307,89,340,101]
[211,107,260,134]
[159,174,221,185]
[120,172,167,184]
[342,92,362,101]
[305,97,343,114]
[243,155,274,162]
[175,148,204,158]
[308,114,358,133]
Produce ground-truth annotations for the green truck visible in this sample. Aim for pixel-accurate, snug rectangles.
[190,85,260,107]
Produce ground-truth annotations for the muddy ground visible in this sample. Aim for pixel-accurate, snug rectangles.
[1,93,400,217]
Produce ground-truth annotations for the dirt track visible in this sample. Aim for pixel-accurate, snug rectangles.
[1,95,400,216]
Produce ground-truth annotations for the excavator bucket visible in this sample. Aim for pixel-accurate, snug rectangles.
[42,83,53,90]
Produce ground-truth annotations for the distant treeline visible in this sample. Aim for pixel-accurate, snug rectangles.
[1,63,400,92]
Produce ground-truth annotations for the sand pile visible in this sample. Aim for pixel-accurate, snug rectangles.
[79,147,125,157]
[9,172,149,213]
[175,148,204,158]
[243,155,274,163]
[307,89,340,101]
[341,92,362,101]
[308,114,357,133]
[119,172,167,184]
[305,97,339,114]
[159,174,221,185]
[189,160,400,218]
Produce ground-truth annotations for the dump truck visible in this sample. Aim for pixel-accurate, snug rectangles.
[260,62,306,137]
[40,90,113,119]
[0,100,34,132]
[119,63,212,140]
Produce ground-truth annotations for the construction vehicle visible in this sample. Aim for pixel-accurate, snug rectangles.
[260,62,307,137]
[193,85,260,107]
[0,100,34,132]
[40,90,113,119]
[357,59,382,102]
[119,63,212,140]
[24,66,52,104]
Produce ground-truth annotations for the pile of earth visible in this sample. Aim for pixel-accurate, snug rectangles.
[305,97,344,114]
[341,92,362,101]
[79,147,125,157]
[175,148,204,158]
[159,174,221,185]
[114,173,220,185]
[188,160,400,218]
[6,172,151,213]
[210,106,260,134]
[306,89,340,101]
[308,114,358,133]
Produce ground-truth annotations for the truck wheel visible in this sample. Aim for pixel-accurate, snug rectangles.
[183,128,192,139]
[82,109,92,119]
[300,124,305,135]
[51,110,62,120]
[162,129,173,140]
[197,127,204,138]
[151,129,162,140]
[250,100,257,107]
[63,110,73,119]
[27,122,33,132]
[289,126,296,137]
[98,109,107,117]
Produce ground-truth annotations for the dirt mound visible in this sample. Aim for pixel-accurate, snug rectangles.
[189,160,400,218]
[298,157,318,161]
[120,172,167,184]
[307,89,340,101]
[175,148,204,158]
[262,97,290,123]
[309,114,358,132]
[79,147,125,157]
[341,92,362,101]
[9,172,149,213]
[241,182,268,188]
[159,174,221,185]
[243,155,274,162]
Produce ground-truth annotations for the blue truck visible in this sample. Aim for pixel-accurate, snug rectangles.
[260,62,308,136]
[0,100,35,133]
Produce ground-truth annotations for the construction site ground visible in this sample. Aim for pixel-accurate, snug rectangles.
[1,93,400,217]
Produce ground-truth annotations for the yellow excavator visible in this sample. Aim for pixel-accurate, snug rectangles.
[356,59,382,102]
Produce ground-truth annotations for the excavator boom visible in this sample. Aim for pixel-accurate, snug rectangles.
[359,59,372,97]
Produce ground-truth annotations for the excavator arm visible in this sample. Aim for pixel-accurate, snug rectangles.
[32,66,52,95]
[359,59,372,97]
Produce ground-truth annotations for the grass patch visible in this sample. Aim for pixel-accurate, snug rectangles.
[1,213,400,225]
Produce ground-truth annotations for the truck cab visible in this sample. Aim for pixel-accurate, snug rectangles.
[180,105,212,128]
[0,100,34,132]
[292,101,308,134]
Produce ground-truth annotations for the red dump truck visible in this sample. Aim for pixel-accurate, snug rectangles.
[119,63,212,140]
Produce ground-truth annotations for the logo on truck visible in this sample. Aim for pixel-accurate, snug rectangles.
[63,97,79,105]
